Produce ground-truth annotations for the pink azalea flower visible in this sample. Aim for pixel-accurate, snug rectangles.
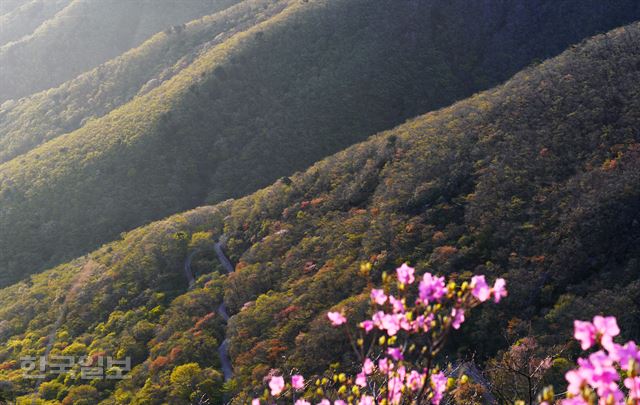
[430,372,448,405]
[387,347,404,361]
[593,315,620,351]
[378,312,401,336]
[574,320,597,350]
[291,374,304,390]
[471,275,491,302]
[269,375,285,396]
[581,351,620,399]
[412,313,434,333]
[295,400,311,405]
[625,376,640,399]
[358,395,374,405]
[360,320,374,333]
[491,278,507,303]
[379,358,392,374]
[406,370,424,391]
[370,288,387,305]
[574,316,620,351]
[560,398,589,405]
[610,341,640,371]
[388,376,403,405]
[317,400,330,405]
[389,295,405,313]
[396,263,415,285]
[363,358,374,375]
[327,311,346,326]
[252,399,260,405]
[334,401,347,405]
[418,272,446,303]
[355,371,367,387]
[565,368,588,396]
[451,307,465,329]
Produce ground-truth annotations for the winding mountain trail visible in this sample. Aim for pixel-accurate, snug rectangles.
[183,240,235,382]
[214,242,234,274]
[183,250,198,289]
[213,241,235,382]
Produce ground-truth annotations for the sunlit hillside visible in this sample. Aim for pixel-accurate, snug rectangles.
[0,21,639,403]
[0,0,637,290]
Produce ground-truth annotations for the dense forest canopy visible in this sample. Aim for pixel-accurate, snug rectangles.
[0,18,639,403]
[0,0,638,289]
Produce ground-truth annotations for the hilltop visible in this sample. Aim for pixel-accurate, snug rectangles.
[0,0,638,288]
[0,21,639,403]
[0,0,241,102]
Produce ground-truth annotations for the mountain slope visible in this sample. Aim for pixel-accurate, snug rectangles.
[1,21,640,403]
[1,0,639,288]
[0,0,72,47]
[0,0,241,102]
[0,0,285,164]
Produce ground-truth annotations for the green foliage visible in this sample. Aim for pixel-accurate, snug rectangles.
[2,0,638,288]
[0,0,281,163]
[1,5,640,405]
[0,0,242,103]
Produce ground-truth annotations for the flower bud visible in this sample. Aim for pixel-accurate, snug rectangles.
[446,377,456,390]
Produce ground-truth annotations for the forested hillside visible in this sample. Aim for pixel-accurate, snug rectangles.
[1,0,639,288]
[0,0,241,103]
[0,0,285,163]
[0,0,72,47]
[0,21,639,404]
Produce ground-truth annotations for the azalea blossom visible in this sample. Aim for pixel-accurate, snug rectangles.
[379,358,392,374]
[406,370,424,391]
[492,278,507,303]
[363,358,374,375]
[252,399,260,405]
[396,263,415,285]
[610,341,640,371]
[387,347,404,361]
[451,307,465,329]
[388,376,403,404]
[430,372,448,405]
[625,376,640,399]
[327,311,347,326]
[574,315,620,351]
[258,269,510,404]
[291,374,304,390]
[370,288,387,305]
[268,375,285,396]
[471,275,491,302]
[593,315,620,351]
[358,395,374,405]
[574,320,597,350]
[360,320,374,333]
[418,272,446,303]
[389,295,405,313]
